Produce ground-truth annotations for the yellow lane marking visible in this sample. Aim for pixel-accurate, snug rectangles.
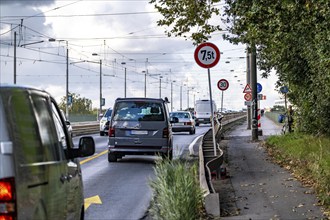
[80,150,108,165]
[84,195,102,211]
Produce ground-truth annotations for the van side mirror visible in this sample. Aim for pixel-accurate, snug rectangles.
[68,136,95,159]
[78,136,95,156]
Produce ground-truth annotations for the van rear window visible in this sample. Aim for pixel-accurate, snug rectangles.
[113,101,164,121]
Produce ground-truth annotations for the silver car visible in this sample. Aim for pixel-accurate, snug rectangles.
[107,98,177,162]
[170,111,196,134]
[0,85,95,220]
[99,108,112,136]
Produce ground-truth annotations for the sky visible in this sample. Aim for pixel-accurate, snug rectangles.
[0,0,282,112]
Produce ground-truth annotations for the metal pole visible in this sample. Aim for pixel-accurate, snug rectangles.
[187,89,189,110]
[207,68,217,156]
[159,77,161,98]
[171,82,173,111]
[65,41,69,119]
[246,46,251,129]
[124,67,127,98]
[14,32,17,84]
[250,44,258,141]
[100,60,102,117]
[180,85,182,110]
[221,90,224,112]
[144,71,147,98]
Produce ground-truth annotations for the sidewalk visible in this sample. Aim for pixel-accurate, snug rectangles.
[216,116,327,219]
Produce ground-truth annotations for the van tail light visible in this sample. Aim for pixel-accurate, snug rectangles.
[109,127,115,137]
[184,122,192,125]
[163,127,169,138]
[0,177,16,220]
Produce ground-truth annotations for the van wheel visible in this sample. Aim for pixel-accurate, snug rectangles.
[108,153,117,162]
[196,123,199,126]
[100,131,104,136]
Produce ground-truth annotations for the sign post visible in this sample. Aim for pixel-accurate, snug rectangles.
[194,42,220,156]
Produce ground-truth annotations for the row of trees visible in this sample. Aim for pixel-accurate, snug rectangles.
[58,93,96,115]
[149,0,330,135]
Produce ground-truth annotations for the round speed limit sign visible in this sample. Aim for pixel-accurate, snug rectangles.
[194,42,220,69]
[217,79,229,91]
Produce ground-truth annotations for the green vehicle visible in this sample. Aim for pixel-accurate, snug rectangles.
[0,85,95,220]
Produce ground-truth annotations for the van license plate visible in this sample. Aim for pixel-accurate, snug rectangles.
[131,130,148,135]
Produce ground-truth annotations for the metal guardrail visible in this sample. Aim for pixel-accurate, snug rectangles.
[200,113,246,216]
[71,122,99,136]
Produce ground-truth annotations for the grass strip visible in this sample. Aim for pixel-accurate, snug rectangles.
[265,133,330,215]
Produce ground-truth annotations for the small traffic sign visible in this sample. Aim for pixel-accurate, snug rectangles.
[244,93,252,101]
[280,86,289,94]
[243,84,252,93]
[194,42,220,69]
[257,83,262,93]
[257,94,263,100]
[217,79,229,91]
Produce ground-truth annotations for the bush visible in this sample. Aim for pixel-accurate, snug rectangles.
[149,160,205,220]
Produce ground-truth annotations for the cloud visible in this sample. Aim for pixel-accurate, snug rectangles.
[0,1,281,112]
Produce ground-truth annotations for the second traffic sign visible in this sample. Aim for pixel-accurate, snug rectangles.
[217,79,229,91]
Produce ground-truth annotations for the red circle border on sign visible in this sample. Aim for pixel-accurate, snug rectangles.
[194,42,220,69]
[217,79,229,91]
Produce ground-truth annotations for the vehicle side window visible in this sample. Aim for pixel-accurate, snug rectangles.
[51,102,68,152]
[31,94,64,161]
[7,91,46,163]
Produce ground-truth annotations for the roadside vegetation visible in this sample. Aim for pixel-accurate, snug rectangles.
[265,133,330,216]
[149,159,206,220]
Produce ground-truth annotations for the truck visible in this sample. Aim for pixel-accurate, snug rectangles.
[194,99,217,126]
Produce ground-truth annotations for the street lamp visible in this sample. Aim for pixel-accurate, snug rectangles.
[91,54,103,118]
[121,62,127,98]
[171,80,176,112]
[49,38,69,119]
[159,76,163,98]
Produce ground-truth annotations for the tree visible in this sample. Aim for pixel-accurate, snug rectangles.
[149,0,330,135]
[58,93,93,114]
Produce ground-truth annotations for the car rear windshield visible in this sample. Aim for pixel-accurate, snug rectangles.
[170,112,190,119]
[113,101,164,121]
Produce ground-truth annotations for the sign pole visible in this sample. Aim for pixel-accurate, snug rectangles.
[207,68,217,156]
[221,90,224,113]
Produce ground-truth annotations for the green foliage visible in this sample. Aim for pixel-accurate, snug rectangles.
[58,93,93,114]
[266,133,330,209]
[149,0,222,44]
[149,159,205,220]
[149,0,330,135]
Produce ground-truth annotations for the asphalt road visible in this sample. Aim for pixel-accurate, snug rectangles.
[72,125,210,220]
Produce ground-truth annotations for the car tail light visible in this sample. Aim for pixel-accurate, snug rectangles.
[184,122,192,125]
[163,127,169,138]
[109,127,115,137]
[0,177,16,220]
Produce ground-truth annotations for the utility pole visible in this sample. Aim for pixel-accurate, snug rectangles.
[246,46,251,129]
[180,85,182,110]
[65,41,69,119]
[14,32,17,84]
[99,59,102,117]
[250,44,258,141]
